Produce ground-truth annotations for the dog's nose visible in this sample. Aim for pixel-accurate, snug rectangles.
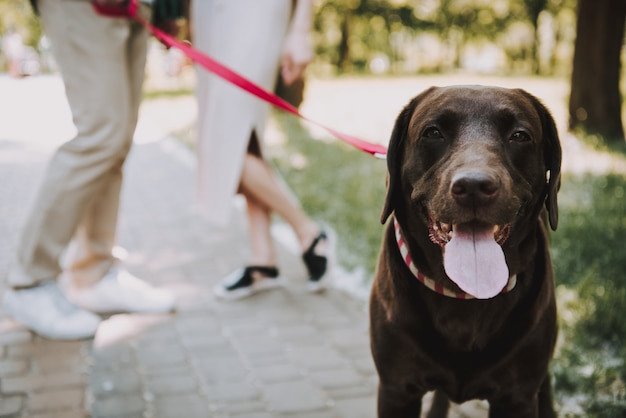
[451,170,500,207]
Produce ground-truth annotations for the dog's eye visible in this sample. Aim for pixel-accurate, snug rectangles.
[510,131,531,143]
[423,127,443,140]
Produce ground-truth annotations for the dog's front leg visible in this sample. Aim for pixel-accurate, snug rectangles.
[536,374,557,418]
[425,390,450,418]
[377,384,423,418]
[489,374,556,418]
[488,396,540,418]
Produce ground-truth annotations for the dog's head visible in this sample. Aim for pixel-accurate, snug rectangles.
[381,86,561,298]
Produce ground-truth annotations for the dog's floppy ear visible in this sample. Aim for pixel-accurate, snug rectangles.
[517,89,562,230]
[543,113,561,231]
[380,89,434,224]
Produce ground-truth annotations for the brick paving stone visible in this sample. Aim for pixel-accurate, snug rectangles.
[28,388,84,413]
[223,319,273,339]
[175,315,222,337]
[33,353,88,375]
[332,396,377,418]
[89,369,142,397]
[140,362,191,378]
[90,394,145,418]
[310,368,364,389]
[29,411,86,418]
[136,343,187,369]
[327,384,375,400]
[0,359,29,377]
[351,355,377,375]
[153,394,211,418]
[252,363,303,383]
[1,371,86,394]
[194,356,249,384]
[145,373,198,396]
[271,324,319,341]
[230,413,273,418]
[6,340,86,362]
[0,394,24,417]
[244,351,290,369]
[133,323,179,347]
[263,380,328,414]
[281,412,335,418]
[327,326,370,346]
[180,334,230,352]
[311,314,354,329]
[0,330,32,347]
[291,346,348,371]
[203,381,260,403]
[233,337,285,357]
[218,400,267,415]
[90,352,134,375]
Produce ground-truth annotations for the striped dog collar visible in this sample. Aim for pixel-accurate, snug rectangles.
[393,219,517,300]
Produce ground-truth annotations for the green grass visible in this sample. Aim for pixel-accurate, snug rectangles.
[142,87,193,100]
[551,173,626,416]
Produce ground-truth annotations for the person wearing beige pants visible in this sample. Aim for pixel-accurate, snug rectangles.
[3,0,175,340]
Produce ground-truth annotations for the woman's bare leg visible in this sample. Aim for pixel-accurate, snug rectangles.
[245,193,276,268]
[239,153,323,253]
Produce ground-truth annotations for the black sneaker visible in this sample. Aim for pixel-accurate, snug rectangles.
[214,266,283,300]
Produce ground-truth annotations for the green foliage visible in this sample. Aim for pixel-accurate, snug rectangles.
[312,0,576,75]
[0,0,41,47]
[551,173,626,415]
[586,399,626,418]
[552,174,626,288]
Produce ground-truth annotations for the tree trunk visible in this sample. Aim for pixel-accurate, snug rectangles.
[569,0,626,143]
[526,0,547,75]
[337,11,351,73]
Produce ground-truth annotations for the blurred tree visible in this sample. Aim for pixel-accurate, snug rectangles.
[314,0,432,73]
[431,0,519,70]
[569,0,626,143]
[0,0,41,47]
[541,0,577,76]
[523,0,547,74]
[314,0,561,74]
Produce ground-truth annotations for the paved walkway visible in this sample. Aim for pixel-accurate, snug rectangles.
[0,74,488,418]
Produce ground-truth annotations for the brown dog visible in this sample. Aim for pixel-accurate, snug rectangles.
[369,86,561,418]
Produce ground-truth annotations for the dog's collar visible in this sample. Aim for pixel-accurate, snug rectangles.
[393,219,517,300]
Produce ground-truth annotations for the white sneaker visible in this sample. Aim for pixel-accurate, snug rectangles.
[3,281,101,340]
[66,266,175,314]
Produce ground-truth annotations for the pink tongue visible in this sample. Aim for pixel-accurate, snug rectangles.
[443,224,509,299]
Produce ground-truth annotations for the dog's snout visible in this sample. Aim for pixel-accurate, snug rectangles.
[451,171,500,207]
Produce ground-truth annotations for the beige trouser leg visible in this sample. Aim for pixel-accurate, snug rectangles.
[9,0,150,288]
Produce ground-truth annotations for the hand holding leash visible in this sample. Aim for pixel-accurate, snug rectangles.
[281,30,313,85]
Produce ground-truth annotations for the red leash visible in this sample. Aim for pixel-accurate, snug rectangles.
[93,0,388,158]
